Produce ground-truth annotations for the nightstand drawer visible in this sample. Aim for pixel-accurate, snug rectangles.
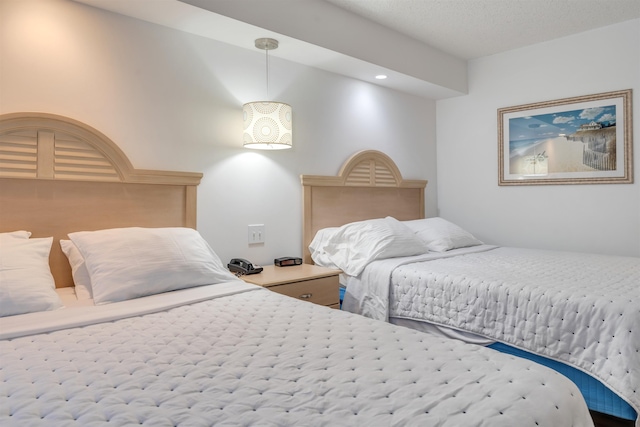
[269,276,339,306]
[238,264,341,308]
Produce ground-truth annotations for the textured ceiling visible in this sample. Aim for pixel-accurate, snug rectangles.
[324,0,640,59]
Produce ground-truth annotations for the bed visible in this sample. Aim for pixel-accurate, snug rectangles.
[0,113,597,426]
[301,150,639,426]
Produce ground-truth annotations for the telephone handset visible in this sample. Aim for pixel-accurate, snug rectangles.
[228,258,263,275]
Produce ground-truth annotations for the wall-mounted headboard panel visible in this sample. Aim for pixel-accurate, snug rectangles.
[300,150,427,264]
[0,112,203,287]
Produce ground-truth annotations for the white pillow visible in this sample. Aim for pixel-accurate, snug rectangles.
[68,227,239,305]
[0,230,31,240]
[0,237,63,317]
[60,239,92,300]
[323,217,429,276]
[403,217,482,252]
[309,227,340,268]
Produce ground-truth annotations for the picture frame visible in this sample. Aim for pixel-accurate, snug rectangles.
[498,89,633,185]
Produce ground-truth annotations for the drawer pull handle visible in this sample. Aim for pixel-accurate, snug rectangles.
[299,293,313,299]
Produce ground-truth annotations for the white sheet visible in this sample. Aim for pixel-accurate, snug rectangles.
[342,244,497,320]
[342,246,640,424]
[55,287,95,308]
[3,280,257,339]
[389,317,496,345]
[0,279,593,426]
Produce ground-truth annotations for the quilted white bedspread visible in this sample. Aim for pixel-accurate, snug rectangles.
[0,282,594,426]
[345,246,640,423]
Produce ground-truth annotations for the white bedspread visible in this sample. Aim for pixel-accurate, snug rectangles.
[343,246,640,423]
[0,281,593,426]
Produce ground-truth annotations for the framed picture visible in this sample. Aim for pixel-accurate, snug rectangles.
[498,89,633,185]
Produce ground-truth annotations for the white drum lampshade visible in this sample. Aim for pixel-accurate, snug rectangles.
[243,101,292,150]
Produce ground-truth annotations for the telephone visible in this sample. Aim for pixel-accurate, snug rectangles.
[228,258,263,275]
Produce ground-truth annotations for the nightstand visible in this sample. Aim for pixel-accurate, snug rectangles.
[239,264,341,308]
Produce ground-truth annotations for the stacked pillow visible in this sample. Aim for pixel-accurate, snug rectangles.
[60,239,92,300]
[63,227,238,305]
[0,231,62,317]
[402,217,483,252]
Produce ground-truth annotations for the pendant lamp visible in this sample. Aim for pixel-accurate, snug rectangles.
[243,38,292,150]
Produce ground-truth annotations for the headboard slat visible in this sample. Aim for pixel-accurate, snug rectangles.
[0,130,38,178]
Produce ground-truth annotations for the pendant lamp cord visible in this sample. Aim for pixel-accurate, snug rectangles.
[265,48,270,100]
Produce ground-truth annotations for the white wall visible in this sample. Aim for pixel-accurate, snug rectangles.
[0,0,437,266]
[437,19,640,257]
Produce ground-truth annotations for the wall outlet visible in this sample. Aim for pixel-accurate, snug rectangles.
[248,224,265,244]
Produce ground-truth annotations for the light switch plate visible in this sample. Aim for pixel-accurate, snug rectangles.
[248,224,265,244]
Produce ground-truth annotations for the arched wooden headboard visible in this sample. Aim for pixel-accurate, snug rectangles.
[0,112,203,287]
[300,150,427,264]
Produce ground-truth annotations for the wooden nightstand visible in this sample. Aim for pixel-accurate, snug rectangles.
[239,264,341,308]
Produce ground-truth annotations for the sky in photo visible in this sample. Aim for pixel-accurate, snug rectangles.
[509,105,616,142]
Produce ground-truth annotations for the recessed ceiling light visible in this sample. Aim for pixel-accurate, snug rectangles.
[375,74,387,80]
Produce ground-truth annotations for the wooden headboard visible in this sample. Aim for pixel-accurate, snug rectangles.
[300,150,427,264]
[0,112,203,288]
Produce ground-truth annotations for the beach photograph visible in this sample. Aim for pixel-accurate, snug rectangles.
[508,105,617,176]
[498,89,632,185]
